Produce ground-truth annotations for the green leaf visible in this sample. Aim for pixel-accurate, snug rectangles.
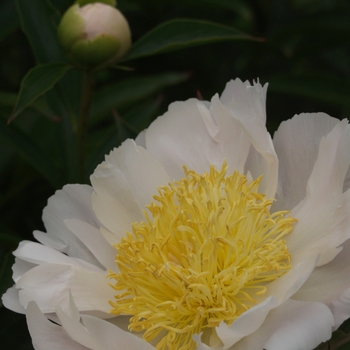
[89,72,189,125]
[15,0,65,63]
[0,92,60,121]
[0,118,64,188]
[9,63,71,122]
[122,19,260,62]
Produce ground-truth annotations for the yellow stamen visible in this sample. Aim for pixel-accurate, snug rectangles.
[108,162,296,350]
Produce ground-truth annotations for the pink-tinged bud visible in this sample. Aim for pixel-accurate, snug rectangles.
[58,2,131,69]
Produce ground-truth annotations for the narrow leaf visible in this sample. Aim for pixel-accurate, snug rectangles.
[122,19,261,62]
[9,63,71,122]
[15,0,65,63]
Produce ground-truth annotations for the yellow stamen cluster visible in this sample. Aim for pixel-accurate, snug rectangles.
[108,163,296,350]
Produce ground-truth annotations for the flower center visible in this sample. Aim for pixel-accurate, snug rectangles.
[108,163,296,350]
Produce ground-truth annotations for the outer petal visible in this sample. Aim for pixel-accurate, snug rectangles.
[287,119,350,265]
[220,79,278,198]
[16,263,114,314]
[220,78,267,125]
[54,292,155,350]
[12,257,37,282]
[343,166,350,192]
[206,93,251,174]
[216,256,317,348]
[329,286,350,329]
[64,219,118,270]
[90,139,171,239]
[264,256,317,303]
[145,98,230,180]
[294,238,350,328]
[13,241,102,272]
[33,184,101,266]
[145,79,276,198]
[26,301,89,350]
[81,315,155,350]
[193,335,212,350]
[4,241,108,313]
[233,299,334,350]
[216,296,278,348]
[55,292,98,349]
[273,113,340,211]
[1,287,26,313]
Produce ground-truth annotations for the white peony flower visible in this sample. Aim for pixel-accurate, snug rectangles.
[3,78,350,350]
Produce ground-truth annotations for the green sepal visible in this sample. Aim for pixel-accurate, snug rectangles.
[57,5,85,51]
[71,35,121,68]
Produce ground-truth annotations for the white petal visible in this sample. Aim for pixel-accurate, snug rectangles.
[266,255,318,302]
[328,286,350,329]
[216,257,317,348]
[216,296,278,348]
[193,334,212,350]
[26,301,89,350]
[12,257,37,282]
[294,238,350,328]
[288,119,350,265]
[13,241,102,272]
[241,133,278,199]
[90,139,171,238]
[220,78,268,125]
[1,287,25,313]
[56,292,98,349]
[64,219,118,270]
[100,226,121,245]
[91,190,135,241]
[102,139,171,209]
[145,98,227,180]
[343,167,350,192]
[219,79,278,198]
[273,113,340,211]
[16,263,114,314]
[135,129,146,147]
[290,187,350,266]
[33,184,101,266]
[209,94,252,173]
[263,300,333,350]
[81,314,155,350]
[234,299,333,350]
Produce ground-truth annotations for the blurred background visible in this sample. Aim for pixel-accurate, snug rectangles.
[0,0,350,348]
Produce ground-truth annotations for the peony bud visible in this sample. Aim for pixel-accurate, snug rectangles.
[75,0,117,6]
[58,2,131,69]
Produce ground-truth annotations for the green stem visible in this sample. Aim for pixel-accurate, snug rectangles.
[77,71,95,182]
